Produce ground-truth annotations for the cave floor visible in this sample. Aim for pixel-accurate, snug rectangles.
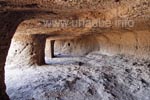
[5,52,150,100]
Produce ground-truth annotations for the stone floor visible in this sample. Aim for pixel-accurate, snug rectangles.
[5,52,150,100]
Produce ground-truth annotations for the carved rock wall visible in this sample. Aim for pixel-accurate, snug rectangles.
[6,34,46,67]
[53,31,150,59]
[0,12,23,100]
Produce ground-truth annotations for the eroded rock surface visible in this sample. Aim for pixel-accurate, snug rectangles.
[5,52,150,100]
[0,0,150,99]
[48,31,150,59]
[6,34,46,67]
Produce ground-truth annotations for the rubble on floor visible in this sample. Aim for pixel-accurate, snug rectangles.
[5,52,150,100]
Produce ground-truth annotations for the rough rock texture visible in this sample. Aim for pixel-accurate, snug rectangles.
[0,10,54,99]
[45,39,55,58]
[0,0,150,99]
[5,52,150,100]
[50,31,150,59]
[96,31,150,59]
[53,36,99,56]
[0,12,24,100]
[0,11,49,99]
[6,34,46,67]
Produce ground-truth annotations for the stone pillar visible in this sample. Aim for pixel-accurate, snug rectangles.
[7,34,46,66]
[34,35,46,65]
[50,40,55,58]
[45,40,55,58]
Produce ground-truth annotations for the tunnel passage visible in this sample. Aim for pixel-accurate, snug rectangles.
[6,34,46,67]
[7,31,150,66]
[0,0,150,99]
[45,32,150,60]
[45,35,99,59]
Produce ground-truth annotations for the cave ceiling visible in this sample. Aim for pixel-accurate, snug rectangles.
[0,0,149,37]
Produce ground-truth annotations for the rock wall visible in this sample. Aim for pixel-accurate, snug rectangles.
[53,36,99,56]
[52,31,150,59]
[97,31,150,59]
[6,34,46,67]
[0,0,149,99]
[45,39,55,58]
[0,12,23,100]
